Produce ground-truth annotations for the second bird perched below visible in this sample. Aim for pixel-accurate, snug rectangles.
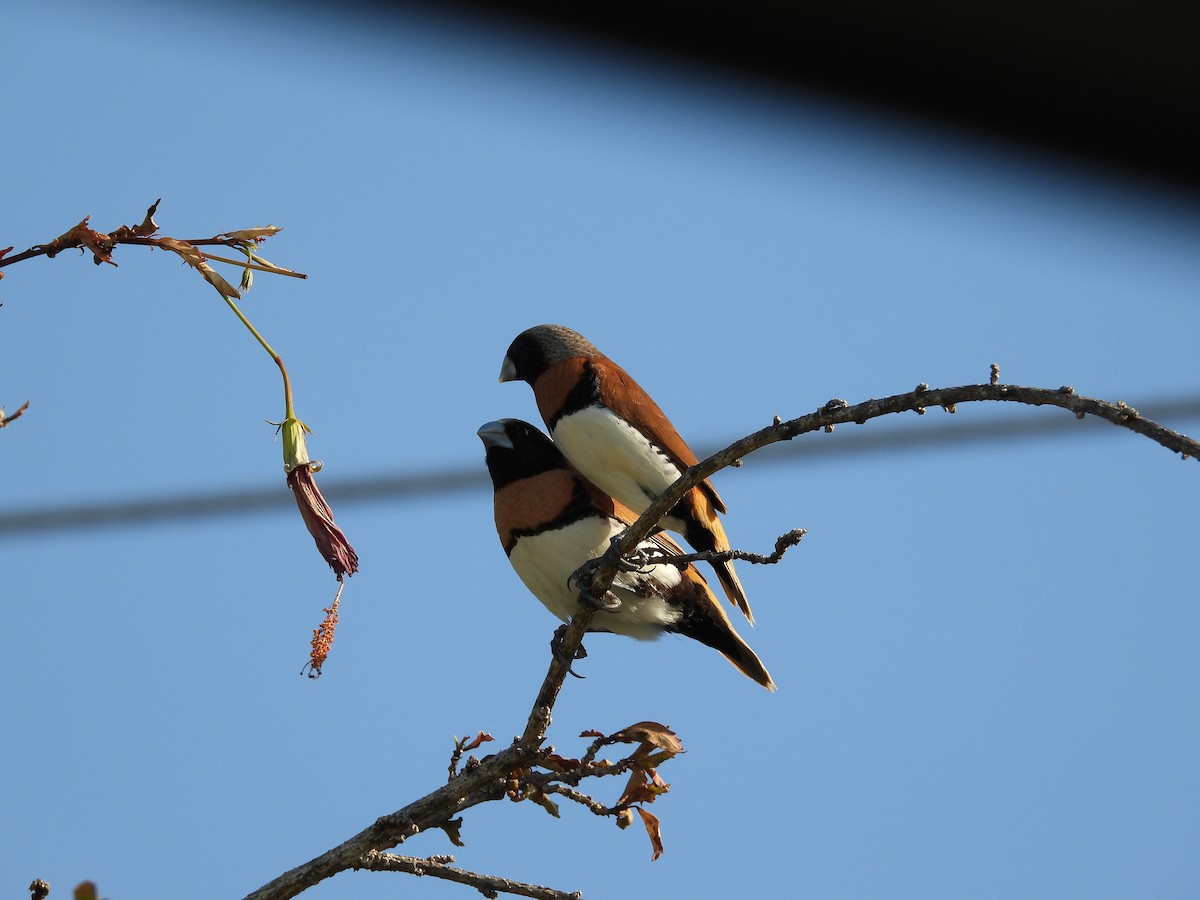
[478,418,775,691]
[499,323,755,625]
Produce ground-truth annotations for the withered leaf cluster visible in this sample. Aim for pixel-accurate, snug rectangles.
[494,721,684,861]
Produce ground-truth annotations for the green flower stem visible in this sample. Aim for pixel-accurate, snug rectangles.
[221,294,296,419]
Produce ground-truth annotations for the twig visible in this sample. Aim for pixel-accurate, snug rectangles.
[193,250,306,278]
[647,528,806,569]
[1,401,30,428]
[357,852,582,900]
[539,783,611,816]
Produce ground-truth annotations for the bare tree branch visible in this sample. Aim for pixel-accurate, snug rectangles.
[577,381,1199,602]
[246,378,1197,900]
[243,612,600,900]
[242,748,515,899]
[357,852,582,900]
[244,661,681,899]
[0,201,306,280]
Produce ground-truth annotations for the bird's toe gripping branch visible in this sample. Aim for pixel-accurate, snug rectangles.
[567,554,625,613]
[550,624,589,680]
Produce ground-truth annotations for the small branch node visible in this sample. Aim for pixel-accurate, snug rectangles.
[449,732,495,780]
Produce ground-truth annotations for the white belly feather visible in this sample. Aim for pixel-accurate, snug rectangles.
[507,514,682,641]
[553,406,682,515]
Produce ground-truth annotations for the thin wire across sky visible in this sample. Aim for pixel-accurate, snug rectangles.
[4,396,1197,537]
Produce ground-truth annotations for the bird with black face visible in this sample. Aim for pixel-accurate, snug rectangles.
[478,418,775,690]
[499,324,755,625]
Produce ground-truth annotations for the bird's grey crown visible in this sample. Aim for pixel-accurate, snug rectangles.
[519,324,601,364]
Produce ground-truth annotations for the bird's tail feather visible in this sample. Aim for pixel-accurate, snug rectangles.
[673,568,775,691]
[712,557,753,626]
[683,499,755,625]
[718,633,776,692]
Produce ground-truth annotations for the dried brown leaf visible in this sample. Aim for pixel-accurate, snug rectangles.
[635,807,665,861]
[609,721,683,756]
[458,731,494,752]
[196,260,241,299]
[617,779,660,808]
[67,219,116,267]
[132,199,161,236]
[541,753,583,772]
[616,768,670,809]
[247,252,279,269]
[156,236,204,266]
[158,235,245,297]
[527,788,561,819]
[439,818,465,847]
[635,748,677,769]
[222,225,282,242]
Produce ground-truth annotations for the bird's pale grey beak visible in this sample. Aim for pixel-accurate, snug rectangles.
[498,355,517,383]
[476,420,513,450]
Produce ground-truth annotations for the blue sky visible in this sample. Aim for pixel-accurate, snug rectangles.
[4,3,1199,899]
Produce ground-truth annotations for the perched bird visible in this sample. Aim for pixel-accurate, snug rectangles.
[478,418,775,691]
[499,323,754,624]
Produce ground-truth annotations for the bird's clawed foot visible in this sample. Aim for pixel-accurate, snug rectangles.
[568,556,624,611]
[551,624,589,679]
